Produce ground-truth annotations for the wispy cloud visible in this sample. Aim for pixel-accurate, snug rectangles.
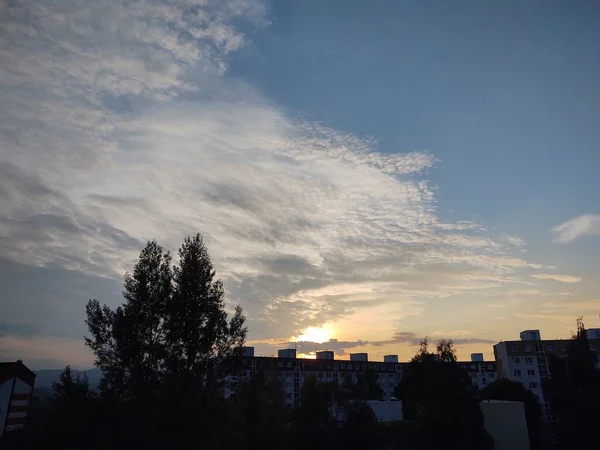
[370,331,495,347]
[530,273,582,283]
[0,0,572,364]
[554,214,600,243]
[544,299,600,313]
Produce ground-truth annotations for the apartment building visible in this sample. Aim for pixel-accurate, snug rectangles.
[461,353,498,390]
[231,348,496,406]
[493,329,600,429]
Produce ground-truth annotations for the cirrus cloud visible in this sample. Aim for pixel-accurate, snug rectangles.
[530,273,582,283]
[0,0,571,365]
[553,214,600,243]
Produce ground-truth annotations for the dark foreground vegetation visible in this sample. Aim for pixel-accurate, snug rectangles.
[2,234,599,450]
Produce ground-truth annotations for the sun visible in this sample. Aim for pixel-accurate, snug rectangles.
[295,325,333,344]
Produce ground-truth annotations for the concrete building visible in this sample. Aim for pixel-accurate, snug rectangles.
[493,329,600,437]
[316,351,334,360]
[231,349,496,406]
[0,361,36,437]
[459,355,497,391]
[480,400,530,450]
[349,353,368,362]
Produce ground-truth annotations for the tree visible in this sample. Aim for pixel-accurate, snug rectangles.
[85,240,172,400]
[339,400,382,450]
[544,318,600,449]
[229,371,289,450]
[395,338,493,450]
[291,376,339,450]
[52,365,94,409]
[163,233,247,395]
[480,378,543,450]
[84,234,247,449]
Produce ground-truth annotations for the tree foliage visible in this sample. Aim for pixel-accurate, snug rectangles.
[395,338,493,450]
[544,319,600,449]
[82,233,247,448]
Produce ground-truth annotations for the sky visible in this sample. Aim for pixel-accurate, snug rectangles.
[1,0,599,369]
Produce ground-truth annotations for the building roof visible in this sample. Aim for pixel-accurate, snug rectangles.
[0,361,36,386]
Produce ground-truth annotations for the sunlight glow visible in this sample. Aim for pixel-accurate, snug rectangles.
[295,325,333,344]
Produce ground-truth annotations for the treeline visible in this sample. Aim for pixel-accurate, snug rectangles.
[3,234,599,449]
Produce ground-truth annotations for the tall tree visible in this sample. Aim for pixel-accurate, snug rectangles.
[164,233,247,394]
[85,240,172,400]
[544,318,600,449]
[84,234,247,449]
[395,338,493,450]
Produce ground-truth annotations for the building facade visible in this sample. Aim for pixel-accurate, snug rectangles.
[0,361,36,438]
[493,329,600,440]
[231,348,496,406]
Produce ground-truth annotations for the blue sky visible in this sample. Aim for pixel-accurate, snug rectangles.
[231,0,600,228]
[1,0,599,368]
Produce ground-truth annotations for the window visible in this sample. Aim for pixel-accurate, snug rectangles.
[513,370,522,377]
[529,382,538,389]
[527,369,536,377]
[318,372,323,378]
[340,363,346,369]
[285,382,291,388]
[286,362,292,368]
[389,383,394,388]
[510,345,517,353]
[286,371,292,377]
[318,364,324,369]
[481,378,487,385]
[590,344,598,351]
[348,364,352,370]
[524,345,532,352]
[278,362,283,368]
[547,344,556,352]
[327,364,332,369]
[560,344,567,352]
[488,373,496,379]
[525,357,534,365]
[470,364,477,370]
[285,393,292,399]
[511,357,520,364]
[389,373,394,378]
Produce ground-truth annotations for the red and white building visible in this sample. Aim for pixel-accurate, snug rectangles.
[0,361,36,437]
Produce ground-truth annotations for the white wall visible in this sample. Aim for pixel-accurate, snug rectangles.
[0,378,15,438]
[480,401,530,450]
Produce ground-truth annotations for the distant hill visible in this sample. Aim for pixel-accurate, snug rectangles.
[34,368,102,390]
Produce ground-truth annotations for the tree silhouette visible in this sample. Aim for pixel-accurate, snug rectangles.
[84,233,247,449]
[544,318,600,449]
[395,338,493,450]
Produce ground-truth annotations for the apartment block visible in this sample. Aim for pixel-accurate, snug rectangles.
[230,348,496,406]
[493,329,600,430]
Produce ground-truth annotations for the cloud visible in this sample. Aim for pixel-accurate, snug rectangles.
[507,289,573,297]
[530,273,582,283]
[0,0,567,365]
[544,299,600,313]
[370,331,495,347]
[554,214,600,243]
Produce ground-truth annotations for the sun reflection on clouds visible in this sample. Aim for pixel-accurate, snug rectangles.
[294,325,334,344]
